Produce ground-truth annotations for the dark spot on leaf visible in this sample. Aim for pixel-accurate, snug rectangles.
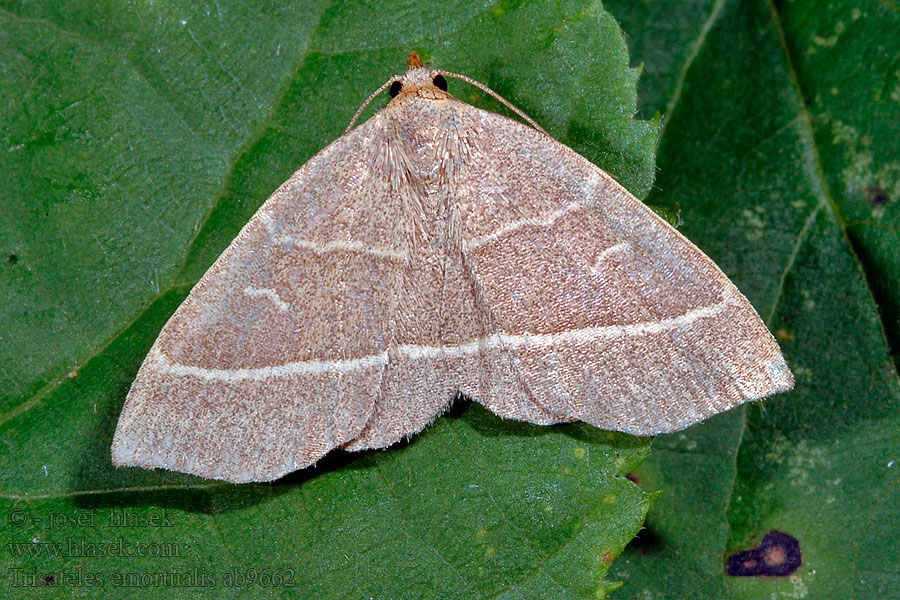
[602,550,612,565]
[625,472,640,484]
[43,574,55,585]
[7,253,17,264]
[865,187,889,205]
[726,531,801,577]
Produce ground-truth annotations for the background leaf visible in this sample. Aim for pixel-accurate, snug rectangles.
[0,1,657,598]
[7,0,895,598]
[602,0,900,598]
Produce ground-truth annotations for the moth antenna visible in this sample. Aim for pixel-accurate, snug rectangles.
[345,78,397,133]
[433,70,547,134]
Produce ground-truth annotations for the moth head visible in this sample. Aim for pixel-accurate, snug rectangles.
[388,51,451,102]
[345,52,542,134]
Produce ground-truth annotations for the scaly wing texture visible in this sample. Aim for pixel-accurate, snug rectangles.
[341,99,487,451]
[452,105,793,435]
[339,155,458,450]
[343,98,567,451]
[112,115,416,482]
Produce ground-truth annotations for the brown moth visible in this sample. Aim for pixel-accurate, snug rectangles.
[112,52,793,483]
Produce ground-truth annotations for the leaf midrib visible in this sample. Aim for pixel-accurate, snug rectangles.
[658,0,727,138]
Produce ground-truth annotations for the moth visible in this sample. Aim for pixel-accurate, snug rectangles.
[112,52,793,483]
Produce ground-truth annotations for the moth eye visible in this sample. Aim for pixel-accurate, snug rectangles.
[389,81,403,97]
[433,74,448,91]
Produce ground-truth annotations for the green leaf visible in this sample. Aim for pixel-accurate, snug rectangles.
[603,0,900,598]
[0,1,656,598]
